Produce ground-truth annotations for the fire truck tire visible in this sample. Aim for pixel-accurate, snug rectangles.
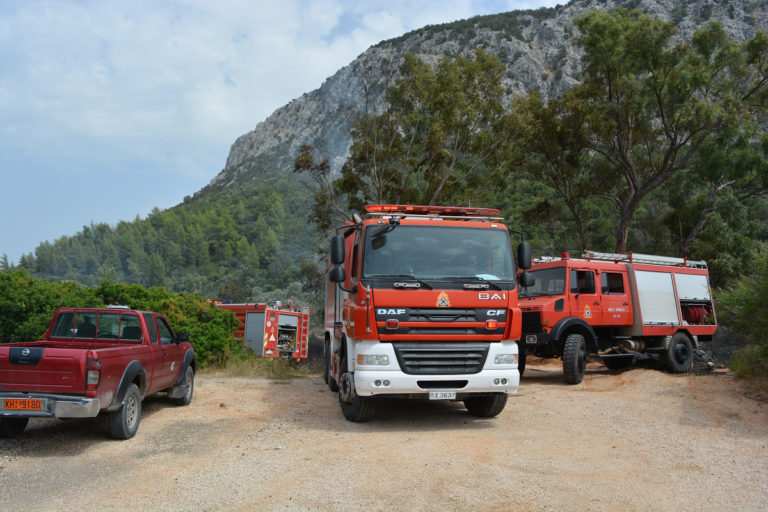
[327,354,339,393]
[663,333,694,373]
[463,393,508,417]
[518,342,526,377]
[563,333,587,384]
[0,417,29,438]
[108,383,141,439]
[338,368,375,423]
[323,340,330,384]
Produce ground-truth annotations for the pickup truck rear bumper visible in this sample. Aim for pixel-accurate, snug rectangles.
[0,393,101,419]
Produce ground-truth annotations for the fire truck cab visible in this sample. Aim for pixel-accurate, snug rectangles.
[325,204,531,422]
[519,251,717,384]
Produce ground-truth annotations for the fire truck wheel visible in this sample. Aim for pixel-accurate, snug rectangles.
[323,340,330,384]
[518,342,526,377]
[0,417,29,438]
[338,356,375,422]
[563,333,587,384]
[464,393,508,417]
[663,333,694,373]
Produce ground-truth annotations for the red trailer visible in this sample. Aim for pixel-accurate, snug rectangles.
[216,302,310,362]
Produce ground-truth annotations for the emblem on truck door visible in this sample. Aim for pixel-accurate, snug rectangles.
[436,291,451,308]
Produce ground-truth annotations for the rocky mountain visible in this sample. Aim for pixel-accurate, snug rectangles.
[210,0,768,190]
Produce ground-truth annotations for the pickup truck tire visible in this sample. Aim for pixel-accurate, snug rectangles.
[0,417,29,438]
[172,366,194,406]
[464,393,508,417]
[563,333,587,384]
[108,383,141,439]
[663,333,694,373]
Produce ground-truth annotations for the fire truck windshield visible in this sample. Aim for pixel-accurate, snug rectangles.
[519,267,566,297]
[362,225,516,282]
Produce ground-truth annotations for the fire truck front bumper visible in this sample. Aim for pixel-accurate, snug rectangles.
[352,340,520,397]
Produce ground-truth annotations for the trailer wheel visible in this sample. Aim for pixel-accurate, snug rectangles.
[108,383,141,439]
[464,393,508,417]
[563,333,587,384]
[663,333,694,373]
[0,417,29,438]
[338,356,375,422]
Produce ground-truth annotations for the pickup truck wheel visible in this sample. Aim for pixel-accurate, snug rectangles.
[338,356,375,422]
[464,393,508,417]
[563,333,587,384]
[663,333,694,373]
[0,417,29,438]
[108,383,141,439]
[172,366,194,406]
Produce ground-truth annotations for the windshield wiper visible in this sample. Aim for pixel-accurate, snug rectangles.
[369,274,433,290]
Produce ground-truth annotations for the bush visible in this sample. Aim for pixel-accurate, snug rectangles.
[717,245,768,380]
[0,270,243,367]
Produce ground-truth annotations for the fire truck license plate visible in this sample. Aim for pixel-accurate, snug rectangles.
[429,391,456,400]
[3,398,44,411]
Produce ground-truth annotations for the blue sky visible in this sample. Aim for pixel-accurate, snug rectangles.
[0,0,560,264]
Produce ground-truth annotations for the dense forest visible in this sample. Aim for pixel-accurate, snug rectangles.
[3,8,767,377]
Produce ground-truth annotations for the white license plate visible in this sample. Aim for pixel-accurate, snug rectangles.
[429,391,456,400]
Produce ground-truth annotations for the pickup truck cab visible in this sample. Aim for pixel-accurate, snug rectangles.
[0,306,196,439]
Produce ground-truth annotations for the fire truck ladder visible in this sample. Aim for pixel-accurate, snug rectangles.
[299,306,310,361]
[584,251,707,269]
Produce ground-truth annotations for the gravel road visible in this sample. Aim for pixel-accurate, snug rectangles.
[1,360,766,511]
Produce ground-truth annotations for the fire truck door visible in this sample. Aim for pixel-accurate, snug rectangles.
[569,269,603,325]
[600,271,632,326]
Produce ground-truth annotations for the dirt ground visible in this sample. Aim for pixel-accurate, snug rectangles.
[1,359,766,512]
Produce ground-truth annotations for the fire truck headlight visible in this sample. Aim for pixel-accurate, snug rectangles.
[357,354,390,366]
[494,354,518,365]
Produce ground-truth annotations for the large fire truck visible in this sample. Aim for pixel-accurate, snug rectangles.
[216,302,310,362]
[324,204,532,422]
[519,251,717,384]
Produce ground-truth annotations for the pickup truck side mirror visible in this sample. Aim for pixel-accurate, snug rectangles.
[175,332,189,344]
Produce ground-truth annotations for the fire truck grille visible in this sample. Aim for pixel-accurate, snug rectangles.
[391,342,490,375]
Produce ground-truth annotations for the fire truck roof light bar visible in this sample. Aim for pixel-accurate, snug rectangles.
[364,204,503,220]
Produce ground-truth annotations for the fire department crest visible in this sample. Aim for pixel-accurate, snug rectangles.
[436,291,451,308]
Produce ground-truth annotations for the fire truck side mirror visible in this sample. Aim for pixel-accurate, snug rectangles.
[329,266,346,283]
[519,271,535,288]
[330,234,345,265]
[517,242,532,270]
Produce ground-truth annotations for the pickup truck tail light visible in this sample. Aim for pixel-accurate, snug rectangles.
[87,358,102,390]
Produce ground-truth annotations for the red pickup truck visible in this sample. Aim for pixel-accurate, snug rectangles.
[0,306,196,439]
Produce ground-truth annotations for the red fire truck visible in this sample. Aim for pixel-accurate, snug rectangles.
[519,251,717,384]
[216,302,310,362]
[325,204,532,422]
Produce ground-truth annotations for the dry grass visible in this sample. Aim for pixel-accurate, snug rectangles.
[201,354,322,380]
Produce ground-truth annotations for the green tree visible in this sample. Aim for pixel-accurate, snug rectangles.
[298,48,509,222]
[571,10,767,252]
